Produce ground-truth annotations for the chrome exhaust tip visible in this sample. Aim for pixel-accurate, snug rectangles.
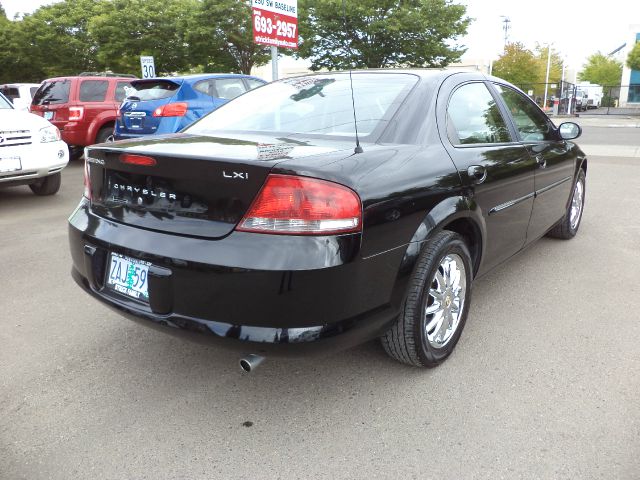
[239,354,265,373]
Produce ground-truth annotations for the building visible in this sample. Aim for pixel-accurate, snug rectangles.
[619,24,640,107]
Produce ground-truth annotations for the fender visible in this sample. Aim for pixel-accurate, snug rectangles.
[388,194,486,310]
[87,110,117,145]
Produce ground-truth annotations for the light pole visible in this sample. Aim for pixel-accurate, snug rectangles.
[543,44,553,110]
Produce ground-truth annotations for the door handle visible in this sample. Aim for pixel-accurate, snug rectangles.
[535,154,547,168]
[467,165,487,184]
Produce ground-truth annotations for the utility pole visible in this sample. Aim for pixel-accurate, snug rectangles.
[271,46,278,81]
[543,44,552,111]
[500,16,511,50]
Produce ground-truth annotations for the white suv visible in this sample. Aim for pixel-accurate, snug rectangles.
[0,92,69,195]
[0,83,41,111]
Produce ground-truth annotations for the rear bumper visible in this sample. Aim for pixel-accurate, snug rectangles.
[58,122,90,146]
[68,199,404,356]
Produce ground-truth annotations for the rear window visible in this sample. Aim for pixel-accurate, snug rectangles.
[128,80,180,101]
[32,80,71,105]
[245,78,266,90]
[30,87,39,98]
[115,81,132,102]
[1,87,19,101]
[79,80,108,102]
[187,73,418,138]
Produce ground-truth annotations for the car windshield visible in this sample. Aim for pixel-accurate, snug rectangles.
[128,80,180,101]
[185,73,418,138]
[0,94,13,109]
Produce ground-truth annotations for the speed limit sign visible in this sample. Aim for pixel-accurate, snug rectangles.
[140,56,156,79]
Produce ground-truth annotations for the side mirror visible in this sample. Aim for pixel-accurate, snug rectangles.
[559,122,581,140]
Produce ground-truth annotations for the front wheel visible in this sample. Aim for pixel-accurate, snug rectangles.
[29,172,61,196]
[381,230,473,367]
[547,169,586,239]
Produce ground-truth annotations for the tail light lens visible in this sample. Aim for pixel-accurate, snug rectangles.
[153,102,188,117]
[69,106,84,121]
[119,153,157,166]
[83,155,91,200]
[237,174,362,235]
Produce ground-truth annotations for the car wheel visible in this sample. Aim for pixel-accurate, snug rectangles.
[381,230,473,367]
[547,169,586,239]
[95,126,114,144]
[29,172,61,196]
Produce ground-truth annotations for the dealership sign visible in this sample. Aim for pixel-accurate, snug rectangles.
[252,0,298,50]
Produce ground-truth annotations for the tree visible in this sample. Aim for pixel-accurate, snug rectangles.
[297,0,470,70]
[89,0,198,75]
[534,44,563,85]
[492,43,539,87]
[188,0,271,74]
[627,41,640,72]
[579,52,622,86]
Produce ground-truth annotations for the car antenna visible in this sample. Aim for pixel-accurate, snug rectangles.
[342,0,363,154]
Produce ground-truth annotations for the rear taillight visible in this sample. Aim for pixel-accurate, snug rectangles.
[69,106,84,121]
[119,153,157,166]
[153,102,188,117]
[83,156,91,200]
[237,174,362,235]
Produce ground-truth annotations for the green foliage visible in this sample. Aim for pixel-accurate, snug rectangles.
[534,44,563,85]
[297,0,470,70]
[579,52,622,86]
[187,0,271,74]
[89,0,198,75]
[492,43,539,86]
[627,42,640,71]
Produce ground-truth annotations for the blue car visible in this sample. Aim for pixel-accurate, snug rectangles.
[114,74,266,140]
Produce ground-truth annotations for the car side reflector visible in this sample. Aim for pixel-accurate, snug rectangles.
[119,154,157,166]
[237,174,362,235]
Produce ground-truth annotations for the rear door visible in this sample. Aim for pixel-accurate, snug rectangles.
[438,77,536,275]
[491,83,576,242]
[78,79,110,127]
[118,79,181,135]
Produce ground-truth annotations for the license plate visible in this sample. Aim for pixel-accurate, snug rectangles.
[106,253,150,302]
[0,156,21,173]
[44,111,53,120]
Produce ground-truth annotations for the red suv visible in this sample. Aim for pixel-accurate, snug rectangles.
[30,73,136,157]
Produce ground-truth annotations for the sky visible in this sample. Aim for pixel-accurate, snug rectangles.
[2,0,639,73]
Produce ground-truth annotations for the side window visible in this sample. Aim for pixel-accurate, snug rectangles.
[245,78,266,91]
[114,82,131,102]
[447,83,512,145]
[1,87,19,101]
[494,84,554,141]
[193,80,215,97]
[79,80,108,102]
[214,78,247,100]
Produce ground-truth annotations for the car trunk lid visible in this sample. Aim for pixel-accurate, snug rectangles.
[86,133,353,239]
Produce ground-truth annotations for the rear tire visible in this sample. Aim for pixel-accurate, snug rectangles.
[95,126,114,144]
[29,172,61,196]
[381,230,473,367]
[547,169,586,239]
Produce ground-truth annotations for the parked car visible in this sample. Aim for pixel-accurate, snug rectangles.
[0,92,69,195]
[0,83,41,111]
[69,70,586,369]
[575,90,588,111]
[114,74,266,140]
[30,73,136,158]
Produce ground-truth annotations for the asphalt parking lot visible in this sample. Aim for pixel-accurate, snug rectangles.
[1,120,639,479]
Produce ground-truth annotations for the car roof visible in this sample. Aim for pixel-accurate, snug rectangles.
[42,76,136,82]
[134,73,264,84]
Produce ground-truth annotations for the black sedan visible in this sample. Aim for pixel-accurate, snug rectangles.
[69,70,586,369]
